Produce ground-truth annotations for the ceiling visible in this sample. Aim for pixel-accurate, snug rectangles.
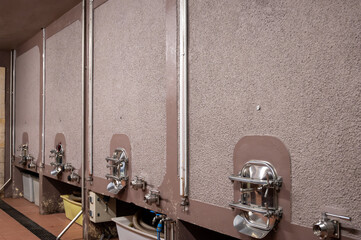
[0,0,82,50]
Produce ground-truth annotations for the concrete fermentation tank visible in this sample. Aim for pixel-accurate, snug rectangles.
[6,0,361,240]
[90,0,169,214]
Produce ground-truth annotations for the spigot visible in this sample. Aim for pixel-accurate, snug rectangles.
[50,165,62,176]
[131,176,146,191]
[152,213,164,225]
[107,180,125,194]
[67,172,80,183]
[151,213,169,238]
[64,163,74,171]
[144,189,160,206]
[27,161,36,169]
[313,213,351,239]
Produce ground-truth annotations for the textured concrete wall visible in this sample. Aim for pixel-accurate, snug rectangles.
[188,0,361,237]
[15,47,40,160]
[45,21,82,170]
[93,0,167,188]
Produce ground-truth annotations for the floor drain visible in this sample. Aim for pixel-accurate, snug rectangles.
[0,199,56,240]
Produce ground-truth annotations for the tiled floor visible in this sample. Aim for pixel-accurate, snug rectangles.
[0,198,82,240]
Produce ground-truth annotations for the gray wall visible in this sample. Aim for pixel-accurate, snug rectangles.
[188,0,361,238]
[93,0,167,188]
[15,46,40,161]
[45,20,82,170]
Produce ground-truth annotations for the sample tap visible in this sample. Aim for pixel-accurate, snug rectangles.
[130,176,146,191]
[64,163,80,183]
[144,189,160,206]
[313,212,351,239]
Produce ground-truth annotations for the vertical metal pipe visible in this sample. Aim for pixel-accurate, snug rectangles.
[9,50,12,163]
[179,0,188,199]
[12,50,16,157]
[88,0,94,178]
[41,28,46,167]
[171,221,174,240]
[81,0,86,225]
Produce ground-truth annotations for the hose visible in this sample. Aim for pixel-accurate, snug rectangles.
[157,220,163,240]
[139,217,158,231]
[132,211,161,237]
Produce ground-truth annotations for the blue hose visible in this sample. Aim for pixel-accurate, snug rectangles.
[156,221,163,240]
[151,210,163,240]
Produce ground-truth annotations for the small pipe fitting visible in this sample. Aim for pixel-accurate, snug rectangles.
[144,189,160,206]
[27,161,36,169]
[67,172,80,183]
[131,176,146,191]
[313,212,351,239]
[51,166,62,176]
[107,180,124,194]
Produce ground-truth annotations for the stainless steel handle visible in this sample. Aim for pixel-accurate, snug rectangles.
[229,175,274,185]
[229,203,273,215]
[324,212,351,221]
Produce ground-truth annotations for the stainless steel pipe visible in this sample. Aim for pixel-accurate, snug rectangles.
[56,210,83,240]
[12,50,16,158]
[81,0,86,237]
[179,0,188,201]
[41,28,46,167]
[88,0,94,178]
